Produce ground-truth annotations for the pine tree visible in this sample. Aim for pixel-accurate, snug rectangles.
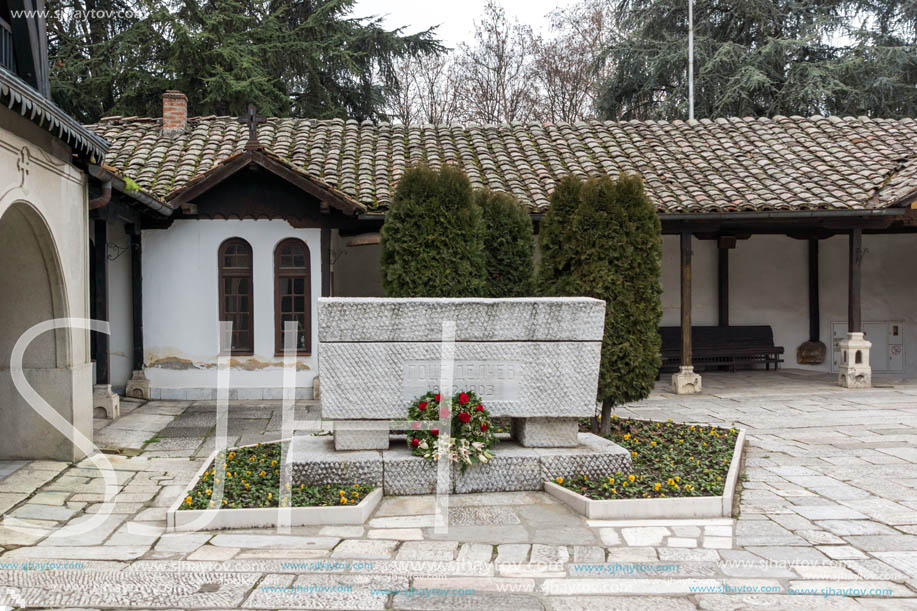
[598,0,917,120]
[48,0,443,122]
[380,166,486,297]
[478,190,535,297]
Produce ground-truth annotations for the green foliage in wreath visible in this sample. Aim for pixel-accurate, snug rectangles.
[407,390,497,471]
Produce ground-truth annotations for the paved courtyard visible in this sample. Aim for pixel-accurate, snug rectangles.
[1,370,917,609]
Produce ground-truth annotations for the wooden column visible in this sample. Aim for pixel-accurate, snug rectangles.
[680,231,693,367]
[129,225,144,371]
[848,228,862,333]
[321,226,331,297]
[808,238,820,341]
[717,237,733,327]
[92,219,110,385]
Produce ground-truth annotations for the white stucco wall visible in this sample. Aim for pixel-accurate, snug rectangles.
[106,221,134,392]
[0,110,93,460]
[142,219,321,399]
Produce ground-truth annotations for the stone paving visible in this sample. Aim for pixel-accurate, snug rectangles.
[0,370,916,609]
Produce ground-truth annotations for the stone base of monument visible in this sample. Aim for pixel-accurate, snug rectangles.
[289,433,631,496]
[511,417,579,447]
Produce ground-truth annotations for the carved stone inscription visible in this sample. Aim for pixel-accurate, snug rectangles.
[402,360,521,403]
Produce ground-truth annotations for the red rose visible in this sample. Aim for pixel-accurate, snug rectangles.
[459,392,469,405]
[418,401,427,411]
[410,437,420,447]
[458,411,471,423]
[412,421,421,431]
[432,428,439,436]
[434,394,441,402]
[481,422,489,431]
[440,407,450,419]
[474,404,484,412]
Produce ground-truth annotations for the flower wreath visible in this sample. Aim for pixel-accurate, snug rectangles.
[407,390,497,471]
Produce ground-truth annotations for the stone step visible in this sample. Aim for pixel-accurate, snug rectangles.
[288,433,631,495]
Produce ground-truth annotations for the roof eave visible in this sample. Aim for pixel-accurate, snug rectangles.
[166,149,366,216]
[0,67,109,161]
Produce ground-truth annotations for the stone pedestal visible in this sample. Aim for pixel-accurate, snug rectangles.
[334,422,390,450]
[93,384,120,419]
[838,332,871,389]
[289,433,631,496]
[672,366,702,394]
[124,369,151,399]
[511,417,579,447]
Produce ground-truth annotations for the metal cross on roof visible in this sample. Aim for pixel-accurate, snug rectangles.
[238,103,266,149]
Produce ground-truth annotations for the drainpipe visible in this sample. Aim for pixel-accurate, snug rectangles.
[88,180,112,210]
[86,164,174,216]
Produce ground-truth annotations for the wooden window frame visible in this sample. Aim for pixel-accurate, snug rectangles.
[218,237,254,355]
[274,238,312,356]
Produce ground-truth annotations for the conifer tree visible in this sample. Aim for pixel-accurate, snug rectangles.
[47,0,442,122]
[536,175,583,296]
[478,189,535,297]
[540,174,662,434]
[381,166,486,297]
[598,0,916,119]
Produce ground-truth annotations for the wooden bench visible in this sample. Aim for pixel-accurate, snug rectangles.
[659,326,784,373]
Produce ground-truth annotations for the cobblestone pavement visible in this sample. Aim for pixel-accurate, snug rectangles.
[1,371,917,609]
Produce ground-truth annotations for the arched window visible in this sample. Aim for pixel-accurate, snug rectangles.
[274,238,311,354]
[218,238,253,354]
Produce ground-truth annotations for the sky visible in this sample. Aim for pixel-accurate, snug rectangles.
[351,0,569,49]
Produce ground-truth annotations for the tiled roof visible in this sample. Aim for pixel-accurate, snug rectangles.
[88,115,917,214]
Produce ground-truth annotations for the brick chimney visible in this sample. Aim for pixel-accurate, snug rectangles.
[162,90,187,136]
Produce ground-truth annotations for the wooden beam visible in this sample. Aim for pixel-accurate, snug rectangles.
[717,237,732,326]
[93,220,110,385]
[680,231,693,366]
[808,239,820,341]
[848,229,862,333]
[129,225,144,371]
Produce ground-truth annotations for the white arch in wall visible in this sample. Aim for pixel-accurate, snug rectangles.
[0,200,71,368]
[0,199,84,461]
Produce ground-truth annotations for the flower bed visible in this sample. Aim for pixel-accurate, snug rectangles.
[546,418,745,519]
[167,440,381,532]
[180,441,374,510]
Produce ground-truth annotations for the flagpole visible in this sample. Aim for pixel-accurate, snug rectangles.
[688,0,695,120]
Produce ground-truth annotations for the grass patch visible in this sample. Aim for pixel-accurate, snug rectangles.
[180,441,373,510]
[555,418,738,500]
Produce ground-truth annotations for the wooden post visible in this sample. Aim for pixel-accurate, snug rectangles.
[848,229,862,333]
[717,241,729,327]
[681,231,692,367]
[808,238,820,342]
[129,225,144,371]
[93,219,110,385]
[321,226,331,297]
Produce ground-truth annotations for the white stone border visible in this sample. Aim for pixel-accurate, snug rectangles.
[545,429,745,519]
[166,438,382,532]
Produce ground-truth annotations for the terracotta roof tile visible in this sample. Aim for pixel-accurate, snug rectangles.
[87,115,917,213]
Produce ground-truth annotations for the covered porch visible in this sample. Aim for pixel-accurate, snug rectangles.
[660,209,917,393]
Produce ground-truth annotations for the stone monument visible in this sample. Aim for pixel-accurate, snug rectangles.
[289,297,632,495]
[318,297,606,450]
